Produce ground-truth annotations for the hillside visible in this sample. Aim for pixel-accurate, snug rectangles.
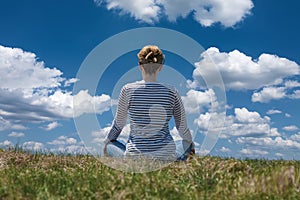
[0,149,299,199]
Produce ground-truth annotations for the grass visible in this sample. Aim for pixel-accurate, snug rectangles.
[0,149,299,199]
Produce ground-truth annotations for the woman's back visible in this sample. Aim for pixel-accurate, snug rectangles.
[123,82,178,159]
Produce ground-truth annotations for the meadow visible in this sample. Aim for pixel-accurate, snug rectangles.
[0,149,299,199]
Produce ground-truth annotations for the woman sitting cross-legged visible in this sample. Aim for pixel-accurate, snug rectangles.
[103,45,195,161]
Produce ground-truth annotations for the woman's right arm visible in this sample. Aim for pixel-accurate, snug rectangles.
[173,89,195,158]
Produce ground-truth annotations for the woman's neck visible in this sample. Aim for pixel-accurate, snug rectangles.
[142,74,158,82]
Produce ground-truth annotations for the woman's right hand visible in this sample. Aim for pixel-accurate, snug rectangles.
[103,142,108,156]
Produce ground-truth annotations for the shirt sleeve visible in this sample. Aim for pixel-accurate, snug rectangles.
[105,85,129,143]
[173,89,194,153]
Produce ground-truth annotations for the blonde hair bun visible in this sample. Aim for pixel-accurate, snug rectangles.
[138,45,164,65]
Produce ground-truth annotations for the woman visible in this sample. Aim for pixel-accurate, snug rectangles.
[104,45,195,161]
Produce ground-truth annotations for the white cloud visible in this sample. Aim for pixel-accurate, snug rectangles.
[284,80,300,88]
[181,89,216,114]
[72,90,111,117]
[289,90,300,99]
[170,126,192,141]
[190,48,299,104]
[22,141,44,151]
[190,0,253,27]
[64,78,79,87]
[170,126,180,140]
[0,140,14,148]
[91,126,111,138]
[95,0,254,27]
[275,153,284,157]
[285,113,292,118]
[251,79,300,103]
[48,135,77,145]
[194,111,226,134]
[266,109,282,115]
[36,90,111,118]
[0,45,112,129]
[236,136,300,149]
[0,116,27,131]
[0,84,111,124]
[197,148,210,156]
[252,87,286,103]
[8,131,25,138]
[283,125,299,132]
[91,124,130,144]
[192,47,299,90]
[240,148,269,156]
[0,116,12,131]
[42,121,61,131]
[0,45,64,90]
[291,133,300,141]
[47,135,87,154]
[195,107,280,138]
[235,107,263,123]
[98,0,160,24]
[220,146,231,153]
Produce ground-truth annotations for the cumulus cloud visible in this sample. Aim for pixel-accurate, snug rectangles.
[0,116,27,131]
[41,121,62,131]
[291,133,300,141]
[240,148,269,156]
[0,85,111,124]
[285,113,292,118]
[252,82,300,103]
[97,0,160,23]
[289,90,300,99]
[91,124,130,144]
[48,136,77,145]
[0,116,12,131]
[8,131,25,138]
[284,80,300,88]
[181,89,216,114]
[236,136,300,149]
[220,146,231,153]
[192,47,300,91]
[215,126,300,158]
[72,90,111,117]
[283,125,299,132]
[0,45,63,90]
[22,141,44,151]
[64,78,79,87]
[48,135,87,154]
[195,107,280,138]
[266,109,282,115]
[252,87,286,103]
[178,0,253,27]
[275,153,284,157]
[0,140,14,148]
[95,0,254,27]
[0,45,112,129]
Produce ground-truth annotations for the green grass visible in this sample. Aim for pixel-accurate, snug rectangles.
[0,149,299,199]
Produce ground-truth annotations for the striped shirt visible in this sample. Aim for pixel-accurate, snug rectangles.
[106,81,193,160]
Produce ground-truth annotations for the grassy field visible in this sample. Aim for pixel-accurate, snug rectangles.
[0,149,299,200]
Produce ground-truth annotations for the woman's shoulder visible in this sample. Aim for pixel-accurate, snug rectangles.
[122,81,178,95]
[123,81,144,89]
[127,81,176,89]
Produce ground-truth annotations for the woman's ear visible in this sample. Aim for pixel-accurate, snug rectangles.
[158,65,163,72]
[139,65,144,72]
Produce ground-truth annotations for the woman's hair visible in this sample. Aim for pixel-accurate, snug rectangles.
[137,45,164,74]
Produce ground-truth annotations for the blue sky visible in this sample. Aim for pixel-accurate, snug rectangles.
[0,0,300,159]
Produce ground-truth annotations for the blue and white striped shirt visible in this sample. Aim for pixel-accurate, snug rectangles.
[106,81,193,160]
